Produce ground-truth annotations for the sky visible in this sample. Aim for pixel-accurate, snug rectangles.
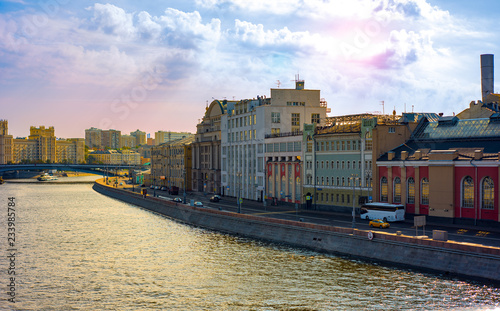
[1,0,499,138]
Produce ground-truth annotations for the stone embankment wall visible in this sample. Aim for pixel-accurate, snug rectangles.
[93,182,500,283]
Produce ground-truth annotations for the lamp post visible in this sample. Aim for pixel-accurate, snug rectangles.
[237,171,242,213]
[351,173,358,228]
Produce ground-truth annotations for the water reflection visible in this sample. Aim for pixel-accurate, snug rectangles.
[1,183,499,310]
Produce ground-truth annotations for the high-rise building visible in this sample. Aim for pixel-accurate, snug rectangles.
[121,135,136,148]
[85,127,102,149]
[130,129,146,146]
[102,129,121,149]
[0,120,13,164]
[29,126,56,163]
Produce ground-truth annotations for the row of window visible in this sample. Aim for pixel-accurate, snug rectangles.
[228,115,257,129]
[380,177,428,204]
[311,176,372,187]
[380,176,495,210]
[306,160,372,171]
[227,130,257,142]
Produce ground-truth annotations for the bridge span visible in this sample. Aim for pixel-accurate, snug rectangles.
[0,164,145,176]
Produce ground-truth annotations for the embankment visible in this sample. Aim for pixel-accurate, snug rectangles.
[93,181,500,283]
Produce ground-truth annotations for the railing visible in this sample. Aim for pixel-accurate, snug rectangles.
[265,131,302,139]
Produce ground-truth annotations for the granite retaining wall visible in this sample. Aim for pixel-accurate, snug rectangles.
[93,182,500,283]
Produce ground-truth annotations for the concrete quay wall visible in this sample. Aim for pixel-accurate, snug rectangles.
[93,182,500,283]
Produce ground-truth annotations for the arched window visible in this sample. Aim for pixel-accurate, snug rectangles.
[407,177,415,204]
[461,176,474,208]
[421,178,429,205]
[380,177,388,202]
[393,177,401,203]
[326,177,329,186]
[482,177,494,210]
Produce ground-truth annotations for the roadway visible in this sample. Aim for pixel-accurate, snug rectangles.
[117,180,500,249]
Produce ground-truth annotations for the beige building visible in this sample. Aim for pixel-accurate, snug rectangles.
[155,131,192,145]
[192,100,235,194]
[0,120,13,164]
[130,129,146,146]
[88,149,140,165]
[56,138,85,164]
[85,127,102,148]
[29,126,56,163]
[102,129,121,149]
[120,135,136,148]
[151,135,194,192]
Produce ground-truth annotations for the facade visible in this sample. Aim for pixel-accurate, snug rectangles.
[12,138,37,163]
[85,127,102,148]
[221,81,328,202]
[88,149,140,165]
[0,120,13,164]
[102,129,121,149]
[376,115,500,223]
[301,115,377,211]
[265,131,303,205]
[56,138,85,164]
[155,131,192,145]
[151,135,194,192]
[130,129,146,146]
[192,100,235,194]
[121,135,136,148]
[29,126,56,163]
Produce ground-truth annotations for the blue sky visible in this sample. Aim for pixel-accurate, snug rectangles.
[1,0,499,138]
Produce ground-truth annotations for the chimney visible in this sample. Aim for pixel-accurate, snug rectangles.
[481,54,494,103]
[401,150,408,160]
[388,151,395,161]
[414,150,422,160]
[474,149,483,160]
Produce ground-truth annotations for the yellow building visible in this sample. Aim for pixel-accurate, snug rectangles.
[151,135,194,191]
[88,149,140,165]
[56,138,85,164]
[0,120,13,164]
[85,127,102,149]
[29,126,56,163]
[121,135,136,148]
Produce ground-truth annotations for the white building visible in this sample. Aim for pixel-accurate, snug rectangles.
[221,81,327,202]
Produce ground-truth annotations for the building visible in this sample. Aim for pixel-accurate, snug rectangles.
[130,129,146,146]
[88,149,140,165]
[0,120,13,164]
[85,127,102,149]
[155,131,192,145]
[192,100,236,194]
[101,129,121,149]
[301,114,377,211]
[28,126,56,163]
[376,114,500,224]
[221,80,328,202]
[151,135,194,193]
[56,138,85,164]
[121,135,136,148]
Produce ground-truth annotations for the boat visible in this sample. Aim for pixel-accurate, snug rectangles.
[37,175,58,181]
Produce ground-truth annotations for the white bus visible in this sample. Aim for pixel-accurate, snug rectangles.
[360,203,405,222]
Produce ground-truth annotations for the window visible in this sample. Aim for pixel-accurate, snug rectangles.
[321,161,324,169]
[291,113,300,126]
[393,177,401,203]
[380,177,388,202]
[388,127,396,133]
[421,178,429,205]
[311,113,320,124]
[462,176,474,208]
[326,177,329,185]
[271,128,280,135]
[271,112,281,123]
[482,177,494,210]
[407,177,415,204]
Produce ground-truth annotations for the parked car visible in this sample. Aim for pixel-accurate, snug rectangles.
[160,186,167,191]
[150,185,154,189]
[210,196,219,202]
[173,198,182,203]
[369,219,390,229]
[194,201,204,207]
[140,184,145,187]
[154,186,160,190]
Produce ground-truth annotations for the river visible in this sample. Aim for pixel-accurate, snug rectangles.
[1,180,499,310]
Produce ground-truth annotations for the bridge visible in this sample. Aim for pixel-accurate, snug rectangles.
[0,164,147,176]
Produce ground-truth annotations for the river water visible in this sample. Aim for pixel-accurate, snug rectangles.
[1,180,499,310]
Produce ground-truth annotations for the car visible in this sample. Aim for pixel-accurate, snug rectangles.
[150,185,154,189]
[155,186,160,190]
[161,186,167,191]
[173,197,182,203]
[369,219,390,229]
[194,201,203,207]
[140,184,145,187]
[210,196,220,202]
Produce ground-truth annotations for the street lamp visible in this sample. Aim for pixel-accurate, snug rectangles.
[237,171,242,213]
[351,173,358,228]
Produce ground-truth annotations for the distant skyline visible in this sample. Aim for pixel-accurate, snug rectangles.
[1,0,499,138]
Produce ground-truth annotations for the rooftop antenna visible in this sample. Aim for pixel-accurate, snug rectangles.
[380,101,385,115]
